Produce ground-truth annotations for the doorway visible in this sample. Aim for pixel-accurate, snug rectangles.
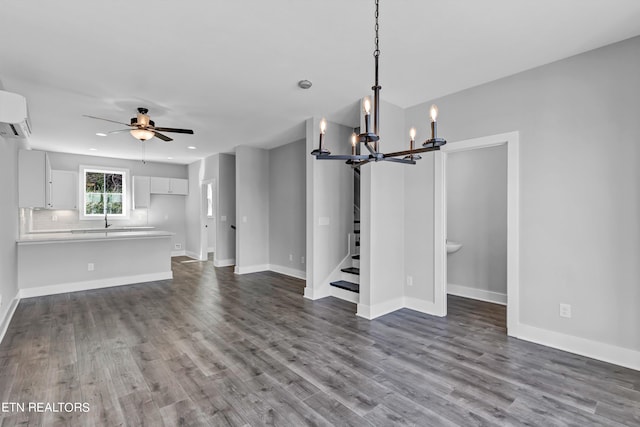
[446,145,508,328]
[433,131,520,336]
[201,179,216,260]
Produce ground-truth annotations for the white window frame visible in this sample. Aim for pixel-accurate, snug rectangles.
[79,165,130,220]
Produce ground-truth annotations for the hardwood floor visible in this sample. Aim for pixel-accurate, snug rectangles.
[1,256,639,426]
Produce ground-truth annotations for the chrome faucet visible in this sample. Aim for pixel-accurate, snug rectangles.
[105,213,112,229]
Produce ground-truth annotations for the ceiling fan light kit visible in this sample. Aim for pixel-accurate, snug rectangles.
[311,0,447,167]
[84,107,194,143]
[130,128,155,141]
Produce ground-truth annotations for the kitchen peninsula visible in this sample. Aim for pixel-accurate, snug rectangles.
[17,229,174,298]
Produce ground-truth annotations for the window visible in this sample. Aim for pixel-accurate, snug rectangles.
[207,183,214,218]
[80,166,128,218]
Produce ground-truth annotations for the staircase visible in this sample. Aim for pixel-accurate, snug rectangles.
[329,149,361,298]
[330,220,360,294]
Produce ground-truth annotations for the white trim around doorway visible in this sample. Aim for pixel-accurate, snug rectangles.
[434,131,520,336]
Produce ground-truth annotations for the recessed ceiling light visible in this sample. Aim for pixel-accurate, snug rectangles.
[187,146,197,150]
[167,157,173,160]
[96,132,107,137]
[89,148,98,151]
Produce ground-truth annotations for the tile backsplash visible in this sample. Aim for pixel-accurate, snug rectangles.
[25,208,150,232]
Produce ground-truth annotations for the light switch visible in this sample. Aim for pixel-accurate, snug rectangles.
[221,216,227,222]
[319,217,330,226]
[242,216,247,223]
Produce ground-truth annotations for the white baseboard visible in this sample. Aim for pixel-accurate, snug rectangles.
[304,285,330,300]
[513,323,640,372]
[185,250,204,260]
[0,296,20,345]
[330,286,359,304]
[234,264,270,275]
[303,252,352,302]
[447,283,507,305]
[171,250,186,257]
[268,264,306,280]
[404,296,445,317]
[213,258,235,267]
[18,271,174,299]
[357,297,404,320]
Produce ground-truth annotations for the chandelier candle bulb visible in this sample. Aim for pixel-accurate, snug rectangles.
[363,97,372,133]
[430,104,439,140]
[319,118,327,149]
[351,132,357,155]
[409,127,416,150]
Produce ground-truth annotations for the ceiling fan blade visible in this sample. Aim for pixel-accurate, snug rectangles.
[154,131,173,142]
[153,127,194,134]
[83,115,133,127]
[107,129,133,135]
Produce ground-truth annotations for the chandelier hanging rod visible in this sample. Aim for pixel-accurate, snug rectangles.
[311,0,447,167]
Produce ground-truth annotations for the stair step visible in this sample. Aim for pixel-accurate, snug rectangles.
[355,241,360,247]
[354,230,360,234]
[352,255,360,260]
[330,280,360,293]
[354,220,361,224]
[341,267,360,275]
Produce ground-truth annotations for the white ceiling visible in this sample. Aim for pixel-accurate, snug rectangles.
[1,0,640,164]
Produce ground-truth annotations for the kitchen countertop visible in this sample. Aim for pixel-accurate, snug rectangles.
[28,226,156,234]
[17,230,174,245]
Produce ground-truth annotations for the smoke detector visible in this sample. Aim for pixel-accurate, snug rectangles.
[298,80,312,89]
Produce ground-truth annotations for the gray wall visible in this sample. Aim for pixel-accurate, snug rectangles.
[268,139,306,274]
[185,160,204,259]
[0,136,19,334]
[405,36,640,351]
[34,151,188,252]
[235,146,269,271]
[218,154,236,264]
[48,152,187,178]
[447,145,507,296]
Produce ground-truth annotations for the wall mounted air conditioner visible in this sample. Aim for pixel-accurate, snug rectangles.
[0,90,31,139]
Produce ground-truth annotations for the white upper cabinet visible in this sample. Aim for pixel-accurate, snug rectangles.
[49,170,77,209]
[18,150,50,208]
[149,177,170,194]
[133,176,151,209]
[169,178,188,195]
[149,177,188,195]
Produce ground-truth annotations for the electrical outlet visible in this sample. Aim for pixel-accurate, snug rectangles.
[88,263,95,271]
[51,215,58,222]
[174,243,182,250]
[289,254,293,261]
[407,276,413,286]
[164,214,169,220]
[301,256,305,264]
[559,303,572,318]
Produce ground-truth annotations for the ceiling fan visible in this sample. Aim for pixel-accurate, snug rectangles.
[84,107,194,142]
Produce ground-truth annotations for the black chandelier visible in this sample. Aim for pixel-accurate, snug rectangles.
[311,0,446,167]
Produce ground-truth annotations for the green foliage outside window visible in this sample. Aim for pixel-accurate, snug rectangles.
[84,171,124,215]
